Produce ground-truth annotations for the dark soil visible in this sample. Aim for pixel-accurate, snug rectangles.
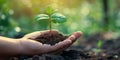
[10,48,120,60]
[33,31,68,45]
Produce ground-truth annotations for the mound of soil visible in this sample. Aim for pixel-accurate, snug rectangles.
[33,31,68,45]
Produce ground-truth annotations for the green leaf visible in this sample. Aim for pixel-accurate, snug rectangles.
[51,13,67,23]
[97,40,102,48]
[35,14,49,21]
[46,6,54,15]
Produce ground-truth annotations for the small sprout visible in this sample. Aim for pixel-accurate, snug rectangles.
[46,6,54,15]
[92,40,103,54]
[35,7,67,32]
[97,40,102,48]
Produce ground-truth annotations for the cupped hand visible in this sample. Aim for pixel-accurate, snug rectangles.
[20,30,82,55]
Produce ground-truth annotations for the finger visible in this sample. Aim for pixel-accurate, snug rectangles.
[67,31,82,42]
[48,41,71,54]
[23,30,59,39]
[43,39,72,53]
[23,31,41,39]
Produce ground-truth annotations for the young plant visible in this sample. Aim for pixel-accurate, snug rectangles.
[97,40,102,48]
[35,7,67,32]
[92,40,103,53]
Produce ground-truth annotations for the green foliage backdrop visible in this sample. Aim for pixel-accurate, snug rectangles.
[0,0,120,38]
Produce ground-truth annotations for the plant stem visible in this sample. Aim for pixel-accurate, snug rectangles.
[49,16,52,33]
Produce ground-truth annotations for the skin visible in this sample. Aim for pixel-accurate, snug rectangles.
[0,30,82,60]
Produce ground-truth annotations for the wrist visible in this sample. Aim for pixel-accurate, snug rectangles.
[0,36,23,57]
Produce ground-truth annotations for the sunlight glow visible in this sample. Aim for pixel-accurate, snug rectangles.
[21,0,32,8]
[15,27,21,32]
[1,14,6,20]
[9,9,14,15]
[80,3,90,17]
[50,0,59,9]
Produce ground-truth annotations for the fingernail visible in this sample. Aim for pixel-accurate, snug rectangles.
[74,31,82,38]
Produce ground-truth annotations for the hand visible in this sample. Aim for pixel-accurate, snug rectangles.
[20,30,82,55]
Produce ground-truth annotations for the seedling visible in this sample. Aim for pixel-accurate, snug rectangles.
[33,7,68,45]
[35,7,67,32]
[97,40,102,48]
[92,40,103,53]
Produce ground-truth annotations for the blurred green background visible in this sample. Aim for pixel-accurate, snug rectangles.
[0,0,120,40]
